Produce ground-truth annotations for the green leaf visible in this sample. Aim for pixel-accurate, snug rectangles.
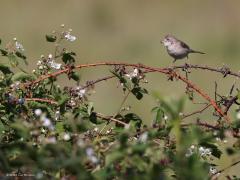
[56,122,65,134]
[87,102,94,115]
[124,113,142,128]
[57,94,69,106]
[62,51,76,64]
[0,64,12,74]
[8,54,18,67]
[89,112,97,124]
[152,107,164,124]
[12,72,35,82]
[0,49,8,56]
[57,94,69,112]
[15,51,28,65]
[69,71,80,82]
[46,34,57,42]
[105,151,124,166]
[131,87,143,100]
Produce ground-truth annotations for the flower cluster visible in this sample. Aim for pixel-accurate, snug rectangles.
[185,145,212,158]
[60,24,77,42]
[65,86,88,107]
[125,68,140,80]
[13,38,24,51]
[34,109,54,130]
[47,54,62,69]
[86,147,99,164]
[36,54,62,71]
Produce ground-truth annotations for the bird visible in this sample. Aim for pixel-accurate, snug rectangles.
[161,34,205,63]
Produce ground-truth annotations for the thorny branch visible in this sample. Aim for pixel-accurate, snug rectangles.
[23,62,234,122]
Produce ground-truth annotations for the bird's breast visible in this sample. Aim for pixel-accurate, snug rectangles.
[167,44,188,59]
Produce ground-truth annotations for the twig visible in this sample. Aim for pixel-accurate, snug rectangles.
[182,104,211,119]
[79,75,115,90]
[95,112,128,126]
[25,98,128,126]
[211,159,240,179]
[181,121,220,130]
[25,98,58,105]
[223,96,238,115]
[172,63,240,78]
[114,90,131,117]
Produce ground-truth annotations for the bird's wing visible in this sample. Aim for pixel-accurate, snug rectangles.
[180,41,190,50]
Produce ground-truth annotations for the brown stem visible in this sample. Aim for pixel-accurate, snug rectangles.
[182,104,211,119]
[24,62,230,121]
[95,112,128,126]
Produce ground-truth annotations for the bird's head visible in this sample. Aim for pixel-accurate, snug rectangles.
[161,34,177,47]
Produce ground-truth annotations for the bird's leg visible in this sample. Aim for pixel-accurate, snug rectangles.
[173,59,177,63]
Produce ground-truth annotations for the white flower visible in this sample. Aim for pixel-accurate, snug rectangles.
[42,117,51,127]
[63,133,71,141]
[185,145,195,157]
[48,54,53,59]
[139,132,148,143]
[190,145,195,149]
[236,111,240,119]
[209,166,218,175]
[94,127,98,132]
[40,116,54,130]
[163,115,168,120]
[55,110,60,121]
[47,54,62,69]
[69,98,76,106]
[15,41,24,51]
[50,62,62,69]
[78,88,86,98]
[64,32,76,42]
[86,147,98,164]
[86,147,94,156]
[199,146,211,157]
[125,68,139,80]
[37,61,42,66]
[34,109,42,116]
[10,81,20,90]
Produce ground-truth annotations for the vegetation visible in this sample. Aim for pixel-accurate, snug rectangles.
[0,26,240,179]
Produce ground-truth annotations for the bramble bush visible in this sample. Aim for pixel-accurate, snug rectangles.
[0,25,240,179]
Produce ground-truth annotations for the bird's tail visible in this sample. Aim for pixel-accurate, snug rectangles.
[190,49,205,54]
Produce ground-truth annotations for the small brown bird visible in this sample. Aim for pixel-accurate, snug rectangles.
[161,35,205,63]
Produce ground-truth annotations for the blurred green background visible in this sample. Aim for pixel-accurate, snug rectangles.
[1,0,240,176]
